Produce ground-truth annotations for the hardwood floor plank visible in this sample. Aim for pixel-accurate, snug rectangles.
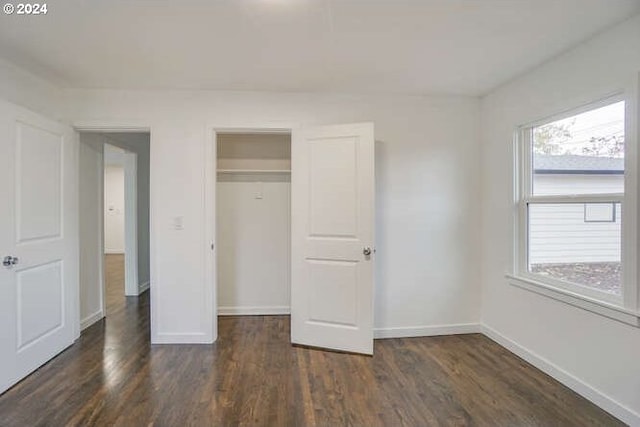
[0,254,625,426]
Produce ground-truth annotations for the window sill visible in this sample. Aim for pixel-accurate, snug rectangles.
[506,274,640,327]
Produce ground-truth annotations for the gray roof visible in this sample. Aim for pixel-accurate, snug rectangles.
[534,154,624,174]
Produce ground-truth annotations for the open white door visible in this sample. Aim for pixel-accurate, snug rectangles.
[0,100,78,393]
[291,122,375,355]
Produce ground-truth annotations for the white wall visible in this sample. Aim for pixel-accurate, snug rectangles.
[480,14,640,424]
[79,134,104,329]
[217,134,291,314]
[0,57,63,119]
[105,133,151,289]
[104,164,125,254]
[63,89,482,344]
[217,177,291,314]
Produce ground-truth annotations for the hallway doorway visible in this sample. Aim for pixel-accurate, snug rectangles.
[78,131,151,329]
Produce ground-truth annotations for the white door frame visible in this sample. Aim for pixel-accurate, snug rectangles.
[75,125,150,328]
[206,126,293,342]
[78,135,106,330]
[122,151,138,296]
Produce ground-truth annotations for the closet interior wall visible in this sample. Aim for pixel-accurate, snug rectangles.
[216,133,292,316]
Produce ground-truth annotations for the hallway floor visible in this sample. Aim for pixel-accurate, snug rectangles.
[104,253,126,314]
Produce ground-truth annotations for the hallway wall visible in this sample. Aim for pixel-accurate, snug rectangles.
[79,133,104,329]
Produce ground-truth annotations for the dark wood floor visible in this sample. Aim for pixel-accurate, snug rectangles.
[104,253,126,316]
[0,255,624,426]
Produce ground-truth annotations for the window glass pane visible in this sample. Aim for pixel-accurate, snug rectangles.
[528,203,622,295]
[532,101,625,196]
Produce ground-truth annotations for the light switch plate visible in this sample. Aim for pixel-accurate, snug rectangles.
[173,216,184,230]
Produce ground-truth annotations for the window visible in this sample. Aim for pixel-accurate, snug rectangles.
[584,203,616,223]
[516,99,628,305]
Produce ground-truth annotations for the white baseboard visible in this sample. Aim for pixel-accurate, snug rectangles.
[218,306,290,316]
[374,323,481,339]
[481,324,640,426]
[80,310,104,331]
[152,332,213,344]
[138,281,150,294]
[104,250,124,255]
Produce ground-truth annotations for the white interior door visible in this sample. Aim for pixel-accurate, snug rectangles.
[0,100,78,394]
[291,122,375,355]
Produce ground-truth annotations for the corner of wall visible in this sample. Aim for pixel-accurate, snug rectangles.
[0,57,65,119]
[481,324,640,426]
[80,310,104,331]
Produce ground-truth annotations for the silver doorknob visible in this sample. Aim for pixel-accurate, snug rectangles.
[363,247,372,256]
[3,256,19,267]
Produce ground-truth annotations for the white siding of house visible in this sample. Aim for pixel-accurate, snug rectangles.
[533,174,623,195]
[529,174,623,264]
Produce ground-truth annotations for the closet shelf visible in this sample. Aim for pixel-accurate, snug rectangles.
[217,169,291,174]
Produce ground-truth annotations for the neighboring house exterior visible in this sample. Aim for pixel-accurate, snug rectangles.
[529,155,623,265]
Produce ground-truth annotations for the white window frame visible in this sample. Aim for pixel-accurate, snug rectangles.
[510,93,640,327]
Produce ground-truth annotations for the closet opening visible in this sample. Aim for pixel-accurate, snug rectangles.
[216,132,292,322]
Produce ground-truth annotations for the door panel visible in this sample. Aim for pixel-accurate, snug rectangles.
[309,138,358,237]
[16,122,63,242]
[17,261,63,350]
[291,122,374,355]
[0,100,78,394]
[308,259,358,326]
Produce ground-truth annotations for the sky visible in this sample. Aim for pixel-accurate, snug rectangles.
[535,100,625,157]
